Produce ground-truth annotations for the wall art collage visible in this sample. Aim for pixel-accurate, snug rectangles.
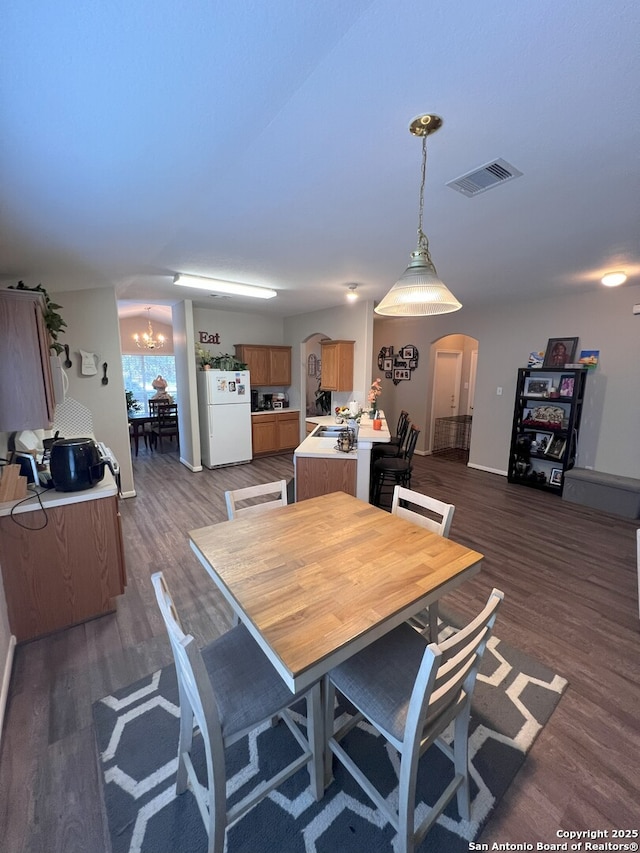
[377,344,419,385]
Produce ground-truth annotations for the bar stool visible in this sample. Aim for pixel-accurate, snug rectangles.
[371,425,421,507]
[371,410,410,463]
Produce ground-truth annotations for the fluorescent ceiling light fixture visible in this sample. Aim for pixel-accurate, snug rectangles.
[601,271,627,287]
[174,274,277,299]
[375,114,462,317]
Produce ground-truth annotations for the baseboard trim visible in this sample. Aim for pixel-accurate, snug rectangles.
[0,634,16,745]
[180,458,203,472]
[468,463,508,477]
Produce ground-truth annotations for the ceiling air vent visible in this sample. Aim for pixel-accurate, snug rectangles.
[446,158,523,198]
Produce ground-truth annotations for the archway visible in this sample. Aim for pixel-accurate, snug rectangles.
[428,333,478,462]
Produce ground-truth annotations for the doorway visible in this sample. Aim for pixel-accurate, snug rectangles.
[429,335,478,463]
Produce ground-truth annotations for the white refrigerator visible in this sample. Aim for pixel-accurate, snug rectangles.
[197,370,252,468]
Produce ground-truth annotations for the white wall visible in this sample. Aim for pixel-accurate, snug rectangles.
[284,299,374,417]
[193,305,285,352]
[54,287,135,495]
[373,283,640,478]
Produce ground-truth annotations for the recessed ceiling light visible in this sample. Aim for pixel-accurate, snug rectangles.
[174,273,277,299]
[601,271,627,287]
[346,284,359,302]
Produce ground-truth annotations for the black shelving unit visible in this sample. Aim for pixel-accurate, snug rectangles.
[507,367,587,495]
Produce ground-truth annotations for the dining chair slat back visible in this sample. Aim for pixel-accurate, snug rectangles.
[151,571,323,853]
[150,401,179,453]
[225,480,288,520]
[325,587,504,853]
[391,486,456,640]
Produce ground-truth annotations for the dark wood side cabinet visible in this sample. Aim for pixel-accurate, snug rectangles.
[507,367,587,495]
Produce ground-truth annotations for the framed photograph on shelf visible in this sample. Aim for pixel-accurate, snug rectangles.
[559,374,575,397]
[534,432,553,454]
[523,376,553,397]
[545,435,566,460]
[542,337,578,368]
[549,468,563,487]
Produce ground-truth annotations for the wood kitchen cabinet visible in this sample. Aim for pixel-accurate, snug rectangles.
[295,456,357,501]
[251,411,300,456]
[0,495,127,642]
[319,340,354,392]
[235,344,292,386]
[0,289,56,431]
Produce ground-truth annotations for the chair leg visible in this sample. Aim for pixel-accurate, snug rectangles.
[307,682,324,801]
[428,603,439,644]
[323,675,336,789]
[397,750,421,853]
[453,705,472,820]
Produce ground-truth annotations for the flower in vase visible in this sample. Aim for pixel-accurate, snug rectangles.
[367,377,382,412]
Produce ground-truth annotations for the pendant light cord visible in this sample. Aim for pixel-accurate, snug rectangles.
[417,135,431,257]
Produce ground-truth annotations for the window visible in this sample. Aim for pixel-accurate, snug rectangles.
[122,355,177,414]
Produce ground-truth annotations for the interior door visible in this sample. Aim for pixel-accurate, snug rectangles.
[430,350,463,451]
[468,349,478,415]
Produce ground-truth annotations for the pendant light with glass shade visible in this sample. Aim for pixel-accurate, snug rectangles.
[375,114,462,316]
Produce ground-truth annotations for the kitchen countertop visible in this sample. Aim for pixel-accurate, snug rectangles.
[0,470,118,517]
[251,408,300,415]
[296,413,390,459]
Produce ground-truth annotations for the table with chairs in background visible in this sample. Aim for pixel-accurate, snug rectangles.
[149,481,504,853]
[128,400,179,455]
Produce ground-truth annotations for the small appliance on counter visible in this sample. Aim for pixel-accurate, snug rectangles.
[262,393,273,410]
[251,389,259,412]
[49,438,118,492]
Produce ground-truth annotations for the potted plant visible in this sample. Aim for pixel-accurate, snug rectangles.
[9,280,67,355]
[125,390,142,415]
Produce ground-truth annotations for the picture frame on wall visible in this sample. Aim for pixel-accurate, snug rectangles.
[383,357,393,371]
[393,368,410,381]
[549,468,563,487]
[543,337,578,368]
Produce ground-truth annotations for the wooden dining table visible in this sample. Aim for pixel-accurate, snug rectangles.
[189,490,484,694]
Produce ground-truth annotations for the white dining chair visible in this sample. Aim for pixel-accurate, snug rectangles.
[224,479,288,520]
[324,588,504,853]
[391,485,456,640]
[151,571,322,853]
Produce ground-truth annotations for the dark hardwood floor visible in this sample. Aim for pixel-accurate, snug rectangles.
[1,446,638,851]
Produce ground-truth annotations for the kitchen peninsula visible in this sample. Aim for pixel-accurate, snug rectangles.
[294,414,390,502]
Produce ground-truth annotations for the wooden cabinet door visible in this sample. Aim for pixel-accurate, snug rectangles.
[0,290,55,431]
[236,345,270,385]
[320,340,354,392]
[295,456,357,501]
[251,415,278,455]
[269,347,291,386]
[277,412,300,450]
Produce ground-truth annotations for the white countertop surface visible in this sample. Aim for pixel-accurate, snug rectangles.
[0,470,118,517]
[296,414,390,459]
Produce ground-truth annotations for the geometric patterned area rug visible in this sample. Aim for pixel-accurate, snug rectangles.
[93,628,567,853]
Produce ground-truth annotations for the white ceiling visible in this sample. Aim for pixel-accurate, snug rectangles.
[2,1,639,321]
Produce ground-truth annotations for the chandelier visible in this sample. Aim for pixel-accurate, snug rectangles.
[133,307,165,350]
[375,114,462,316]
